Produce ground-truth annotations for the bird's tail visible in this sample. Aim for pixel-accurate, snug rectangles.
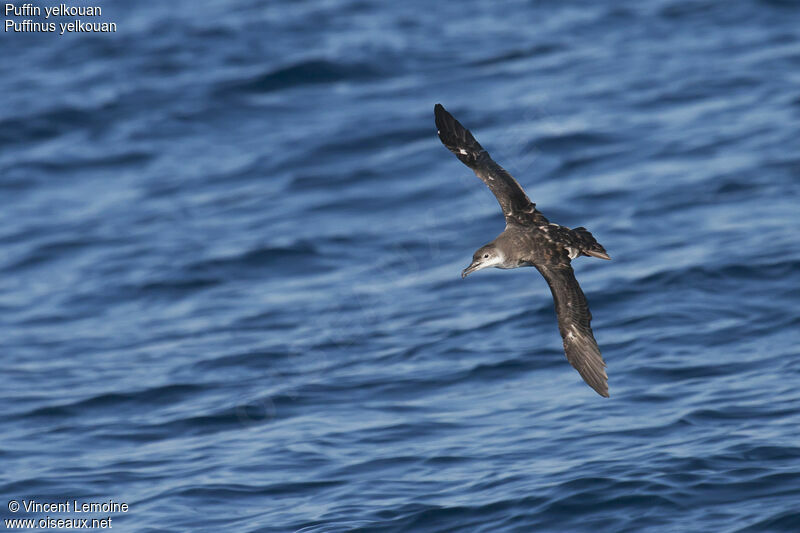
[573,227,611,260]
[434,103,485,167]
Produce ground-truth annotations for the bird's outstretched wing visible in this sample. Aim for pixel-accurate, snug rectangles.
[435,104,543,224]
[535,262,609,397]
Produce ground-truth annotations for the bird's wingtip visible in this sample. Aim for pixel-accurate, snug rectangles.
[589,379,609,398]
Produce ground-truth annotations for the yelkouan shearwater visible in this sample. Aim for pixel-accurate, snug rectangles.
[435,104,611,397]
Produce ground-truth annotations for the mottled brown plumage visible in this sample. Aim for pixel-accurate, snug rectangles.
[435,103,611,397]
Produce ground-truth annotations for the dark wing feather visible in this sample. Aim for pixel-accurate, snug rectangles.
[435,104,540,223]
[535,262,609,397]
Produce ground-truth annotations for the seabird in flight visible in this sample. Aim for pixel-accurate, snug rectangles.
[434,103,611,397]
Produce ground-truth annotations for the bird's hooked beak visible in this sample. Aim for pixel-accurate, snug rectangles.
[461,260,483,279]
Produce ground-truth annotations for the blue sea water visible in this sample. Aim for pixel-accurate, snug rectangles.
[2,0,800,531]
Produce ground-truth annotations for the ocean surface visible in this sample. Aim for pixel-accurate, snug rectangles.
[2,0,800,531]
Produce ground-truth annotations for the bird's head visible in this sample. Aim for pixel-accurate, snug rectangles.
[462,244,505,278]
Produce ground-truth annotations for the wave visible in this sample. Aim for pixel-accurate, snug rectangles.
[217,59,384,95]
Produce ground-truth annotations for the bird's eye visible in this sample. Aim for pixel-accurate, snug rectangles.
[483,254,489,258]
